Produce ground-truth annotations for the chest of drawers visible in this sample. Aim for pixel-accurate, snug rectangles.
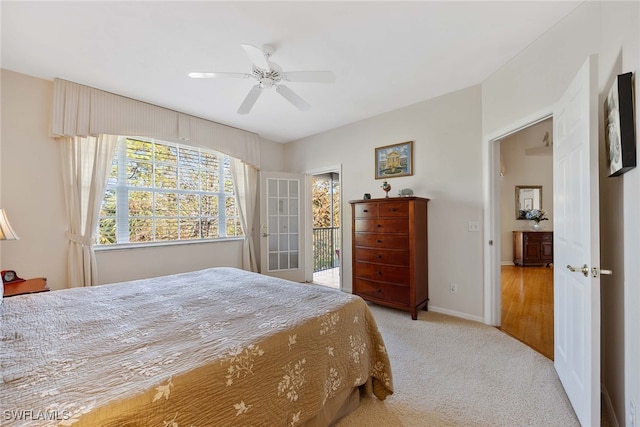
[349,197,429,319]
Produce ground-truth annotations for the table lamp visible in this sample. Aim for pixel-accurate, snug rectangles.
[0,208,20,241]
[1,209,21,298]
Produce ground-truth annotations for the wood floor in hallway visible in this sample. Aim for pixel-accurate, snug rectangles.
[500,265,554,360]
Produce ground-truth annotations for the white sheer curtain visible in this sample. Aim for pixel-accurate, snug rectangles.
[230,159,259,272]
[60,135,118,287]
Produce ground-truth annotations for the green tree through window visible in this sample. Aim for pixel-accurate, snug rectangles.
[98,137,243,245]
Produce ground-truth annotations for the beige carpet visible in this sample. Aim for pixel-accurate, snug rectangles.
[337,304,580,427]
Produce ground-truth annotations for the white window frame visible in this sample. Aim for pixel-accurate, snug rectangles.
[97,136,242,246]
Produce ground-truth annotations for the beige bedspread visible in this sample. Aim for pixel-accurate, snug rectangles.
[1,267,392,426]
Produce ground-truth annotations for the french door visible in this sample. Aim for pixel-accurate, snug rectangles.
[259,171,306,282]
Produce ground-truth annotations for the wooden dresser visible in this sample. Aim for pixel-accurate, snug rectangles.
[513,231,553,266]
[349,197,429,320]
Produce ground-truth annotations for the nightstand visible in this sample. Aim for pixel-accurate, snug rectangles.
[3,278,50,297]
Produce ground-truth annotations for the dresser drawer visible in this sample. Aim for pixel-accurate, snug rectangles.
[354,261,410,284]
[353,203,378,218]
[354,219,408,233]
[354,233,409,248]
[354,279,409,305]
[378,202,410,217]
[354,247,410,266]
[524,231,553,242]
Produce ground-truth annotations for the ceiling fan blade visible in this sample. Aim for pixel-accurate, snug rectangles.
[283,71,336,83]
[237,85,263,114]
[276,85,311,111]
[240,43,270,70]
[188,72,251,79]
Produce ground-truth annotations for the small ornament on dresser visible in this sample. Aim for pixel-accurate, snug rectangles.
[398,188,414,197]
[381,181,391,198]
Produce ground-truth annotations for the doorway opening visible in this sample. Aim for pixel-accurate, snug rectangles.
[495,117,554,360]
[311,172,341,288]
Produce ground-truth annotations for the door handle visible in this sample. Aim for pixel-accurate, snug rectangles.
[591,267,613,278]
[262,233,270,237]
[566,264,589,277]
[566,264,614,278]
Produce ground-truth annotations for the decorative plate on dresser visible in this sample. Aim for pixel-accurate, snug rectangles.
[349,197,429,319]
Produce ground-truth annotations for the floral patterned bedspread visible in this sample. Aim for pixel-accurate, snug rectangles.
[0,267,393,426]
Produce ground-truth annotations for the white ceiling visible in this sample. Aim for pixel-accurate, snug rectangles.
[1,1,581,143]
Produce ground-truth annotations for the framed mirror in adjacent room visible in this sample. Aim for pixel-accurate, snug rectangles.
[515,185,542,219]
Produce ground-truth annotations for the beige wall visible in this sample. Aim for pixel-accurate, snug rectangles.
[284,85,485,321]
[0,70,67,287]
[500,119,553,264]
[0,70,286,288]
[482,1,639,424]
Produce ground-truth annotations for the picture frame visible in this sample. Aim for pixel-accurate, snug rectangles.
[605,72,636,177]
[375,141,413,179]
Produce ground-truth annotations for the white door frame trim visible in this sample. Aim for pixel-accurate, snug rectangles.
[483,109,553,326]
[303,164,343,287]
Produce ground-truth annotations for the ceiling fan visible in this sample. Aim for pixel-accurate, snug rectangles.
[189,44,335,114]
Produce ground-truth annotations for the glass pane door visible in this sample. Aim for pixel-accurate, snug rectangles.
[267,177,299,272]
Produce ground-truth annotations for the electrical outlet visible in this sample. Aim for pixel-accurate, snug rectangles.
[449,283,458,294]
[468,221,480,232]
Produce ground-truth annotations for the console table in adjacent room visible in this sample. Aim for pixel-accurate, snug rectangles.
[513,231,553,266]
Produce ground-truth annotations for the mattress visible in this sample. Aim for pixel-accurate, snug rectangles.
[0,267,393,426]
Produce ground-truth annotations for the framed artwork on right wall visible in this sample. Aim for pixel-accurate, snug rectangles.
[605,72,636,177]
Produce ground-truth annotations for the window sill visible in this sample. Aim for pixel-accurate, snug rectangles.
[94,237,244,252]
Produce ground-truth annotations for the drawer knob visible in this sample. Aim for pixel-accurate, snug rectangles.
[377,224,382,228]
[376,271,382,275]
[363,209,368,213]
[377,239,382,243]
[376,288,382,293]
[376,254,382,259]
[391,208,397,212]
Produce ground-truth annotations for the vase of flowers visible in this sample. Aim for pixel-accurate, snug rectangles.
[525,209,548,230]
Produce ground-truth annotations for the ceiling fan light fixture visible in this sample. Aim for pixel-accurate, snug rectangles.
[259,78,275,88]
[190,43,335,114]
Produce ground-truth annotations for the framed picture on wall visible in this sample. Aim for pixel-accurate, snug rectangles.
[375,141,414,179]
[605,72,636,177]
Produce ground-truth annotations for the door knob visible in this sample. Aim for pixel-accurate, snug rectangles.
[566,264,589,277]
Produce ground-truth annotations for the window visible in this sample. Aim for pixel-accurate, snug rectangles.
[98,137,243,245]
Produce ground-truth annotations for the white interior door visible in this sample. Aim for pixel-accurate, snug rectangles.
[553,55,601,426]
[259,171,306,282]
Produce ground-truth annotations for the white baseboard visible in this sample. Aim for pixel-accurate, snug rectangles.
[601,383,620,427]
[501,261,515,266]
[428,305,484,323]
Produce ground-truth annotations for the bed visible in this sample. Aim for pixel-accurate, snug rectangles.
[0,267,393,426]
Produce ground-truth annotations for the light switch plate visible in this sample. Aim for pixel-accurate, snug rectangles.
[468,221,480,232]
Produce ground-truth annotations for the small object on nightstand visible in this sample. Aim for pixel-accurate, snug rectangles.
[2,270,49,297]
[2,269,25,285]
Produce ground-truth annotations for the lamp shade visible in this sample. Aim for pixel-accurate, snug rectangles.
[0,209,20,240]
